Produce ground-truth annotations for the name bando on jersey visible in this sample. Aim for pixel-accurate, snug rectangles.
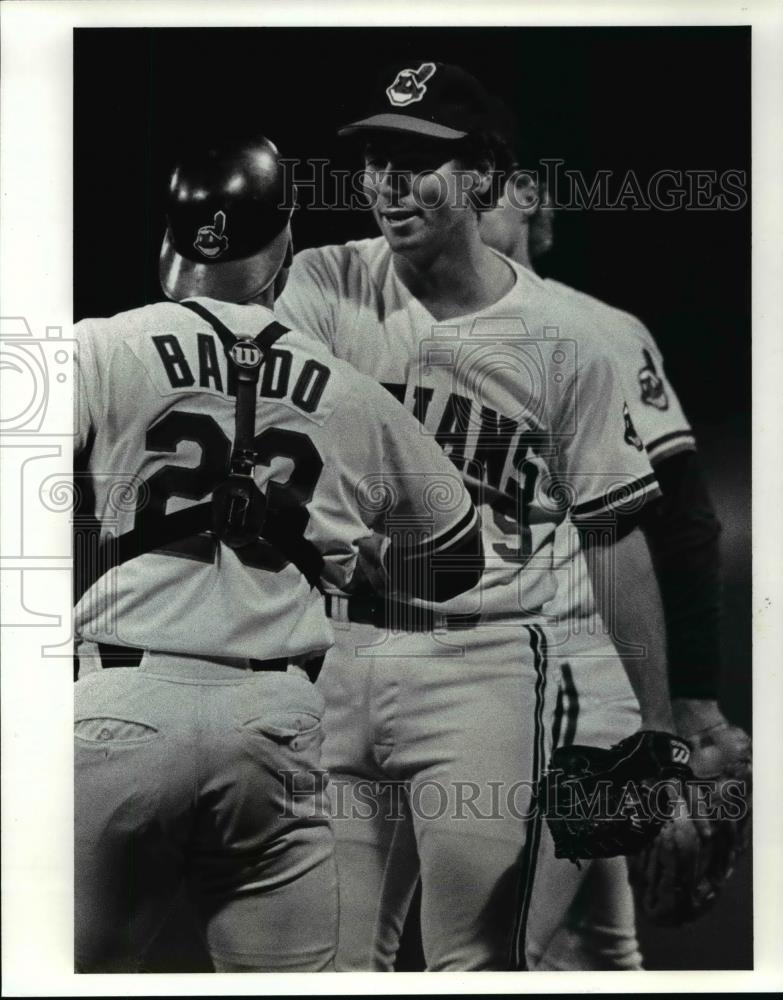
[277,237,662,620]
[75,297,476,660]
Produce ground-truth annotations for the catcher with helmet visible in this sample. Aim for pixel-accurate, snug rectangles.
[73,134,484,971]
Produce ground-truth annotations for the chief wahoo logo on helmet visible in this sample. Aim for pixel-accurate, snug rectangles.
[385,62,437,107]
[194,210,229,259]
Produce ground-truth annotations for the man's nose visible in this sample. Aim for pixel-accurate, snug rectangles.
[378,162,412,199]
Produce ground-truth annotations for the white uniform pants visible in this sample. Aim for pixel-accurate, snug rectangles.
[75,652,337,972]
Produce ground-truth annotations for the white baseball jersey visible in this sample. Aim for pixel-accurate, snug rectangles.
[75,296,476,660]
[543,280,696,623]
[276,237,661,619]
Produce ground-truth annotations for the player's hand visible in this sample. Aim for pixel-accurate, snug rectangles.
[628,699,752,925]
[346,532,391,595]
[672,697,752,798]
[672,698,726,742]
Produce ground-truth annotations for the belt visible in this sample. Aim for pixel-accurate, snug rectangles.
[324,595,481,632]
[95,644,323,683]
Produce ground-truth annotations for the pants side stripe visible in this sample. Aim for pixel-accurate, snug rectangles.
[510,623,548,970]
[561,661,579,748]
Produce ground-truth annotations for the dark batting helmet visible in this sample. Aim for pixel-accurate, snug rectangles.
[159,135,294,303]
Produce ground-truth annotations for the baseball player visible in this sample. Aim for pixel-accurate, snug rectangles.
[74,135,483,972]
[276,61,678,971]
[479,129,739,968]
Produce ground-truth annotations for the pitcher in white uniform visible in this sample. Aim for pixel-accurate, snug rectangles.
[277,61,678,970]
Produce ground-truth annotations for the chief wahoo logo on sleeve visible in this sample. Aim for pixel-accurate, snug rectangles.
[623,402,644,451]
[638,348,670,410]
[194,210,229,258]
[386,62,437,106]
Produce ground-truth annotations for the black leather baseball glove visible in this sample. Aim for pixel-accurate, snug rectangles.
[536,730,694,863]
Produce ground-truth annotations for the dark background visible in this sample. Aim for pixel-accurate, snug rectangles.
[75,27,752,971]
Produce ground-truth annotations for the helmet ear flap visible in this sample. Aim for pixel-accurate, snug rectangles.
[159,135,294,303]
[272,228,294,301]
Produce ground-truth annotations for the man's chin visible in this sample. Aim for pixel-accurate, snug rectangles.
[377,216,427,253]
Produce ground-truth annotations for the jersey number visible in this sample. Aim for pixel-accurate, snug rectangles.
[134,410,323,570]
[491,460,540,565]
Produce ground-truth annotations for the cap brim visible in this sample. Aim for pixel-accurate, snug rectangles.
[337,113,468,140]
[159,225,290,304]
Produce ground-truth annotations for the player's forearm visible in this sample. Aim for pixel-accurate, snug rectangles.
[348,517,484,602]
[641,450,723,700]
[386,520,484,601]
[580,524,674,732]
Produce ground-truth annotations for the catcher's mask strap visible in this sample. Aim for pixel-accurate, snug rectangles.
[179,301,324,587]
[180,300,287,551]
[180,299,289,477]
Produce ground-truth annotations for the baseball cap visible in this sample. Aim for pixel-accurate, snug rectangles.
[338,61,498,140]
[159,136,294,303]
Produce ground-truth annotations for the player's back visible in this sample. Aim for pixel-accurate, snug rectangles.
[75,296,431,661]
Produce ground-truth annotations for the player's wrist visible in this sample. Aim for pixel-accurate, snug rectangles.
[638,712,675,734]
[671,697,724,739]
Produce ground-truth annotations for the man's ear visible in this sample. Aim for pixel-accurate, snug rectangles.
[509,170,541,216]
[473,152,496,196]
[468,152,499,210]
[529,182,554,258]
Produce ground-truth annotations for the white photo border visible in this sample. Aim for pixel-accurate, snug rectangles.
[1,0,781,994]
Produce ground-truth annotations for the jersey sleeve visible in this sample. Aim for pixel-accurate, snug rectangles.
[616,320,696,465]
[276,248,340,351]
[553,350,662,526]
[305,368,478,593]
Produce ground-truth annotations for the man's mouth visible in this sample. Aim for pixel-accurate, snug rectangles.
[379,207,420,227]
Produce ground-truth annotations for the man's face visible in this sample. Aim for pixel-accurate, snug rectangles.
[479,173,552,264]
[477,186,521,258]
[361,134,480,256]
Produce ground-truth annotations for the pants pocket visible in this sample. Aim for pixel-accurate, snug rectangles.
[75,716,160,744]
[238,709,321,749]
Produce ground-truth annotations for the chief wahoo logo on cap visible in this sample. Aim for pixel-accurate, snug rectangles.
[386,63,437,107]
